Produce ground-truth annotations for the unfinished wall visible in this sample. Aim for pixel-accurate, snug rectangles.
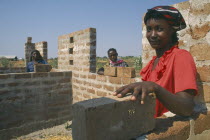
[58,28,96,73]
[0,71,72,139]
[0,67,26,74]
[25,37,48,66]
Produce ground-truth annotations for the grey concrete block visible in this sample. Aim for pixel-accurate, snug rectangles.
[72,95,155,140]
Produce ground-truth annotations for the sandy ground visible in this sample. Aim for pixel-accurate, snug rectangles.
[13,121,72,140]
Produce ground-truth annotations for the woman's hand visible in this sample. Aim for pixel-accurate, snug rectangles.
[113,81,159,104]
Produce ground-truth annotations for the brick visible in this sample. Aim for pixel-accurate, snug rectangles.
[122,77,132,85]
[80,86,86,91]
[189,23,210,40]
[197,66,210,82]
[103,85,114,92]
[87,88,95,94]
[32,72,48,78]
[203,84,210,103]
[194,111,210,134]
[190,43,210,60]
[96,75,107,82]
[0,74,10,79]
[49,72,64,77]
[147,116,190,140]
[14,73,31,79]
[96,91,107,97]
[80,74,87,79]
[104,67,117,77]
[108,77,122,84]
[34,64,52,72]
[88,74,96,79]
[0,90,9,95]
[64,71,72,77]
[42,80,56,85]
[92,83,102,89]
[59,78,70,83]
[72,95,155,140]
[58,90,71,94]
[8,82,19,87]
[117,67,136,78]
[6,96,22,102]
[83,93,91,99]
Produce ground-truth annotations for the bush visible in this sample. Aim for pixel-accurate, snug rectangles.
[0,58,13,67]
[48,57,58,68]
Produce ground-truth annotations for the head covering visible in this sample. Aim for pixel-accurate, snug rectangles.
[146,6,186,31]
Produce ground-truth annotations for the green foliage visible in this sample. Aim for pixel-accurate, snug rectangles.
[0,57,13,67]
[48,57,58,68]
[134,56,142,71]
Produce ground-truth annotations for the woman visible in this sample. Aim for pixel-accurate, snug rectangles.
[27,50,47,72]
[114,6,198,117]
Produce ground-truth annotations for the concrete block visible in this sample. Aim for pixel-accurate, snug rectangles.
[117,67,136,78]
[72,95,155,140]
[104,67,117,77]
[34,64,52,72]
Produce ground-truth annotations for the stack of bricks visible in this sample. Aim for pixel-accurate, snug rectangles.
[58,28,96,73]
[141,0,210,110]
[104,67,136,78]
[0,71,72,139]
[0,67,26,74]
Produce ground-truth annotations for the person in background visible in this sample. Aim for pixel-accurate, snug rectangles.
[114,6,198,118]
[97,48,128,75]
[27,50,47,72]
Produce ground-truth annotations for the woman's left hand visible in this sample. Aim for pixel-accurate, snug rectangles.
[113,81,158,104]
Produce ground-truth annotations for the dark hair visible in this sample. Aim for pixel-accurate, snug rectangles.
[144,9,179,44]
[30,50,44,61]
[107,48,117,54]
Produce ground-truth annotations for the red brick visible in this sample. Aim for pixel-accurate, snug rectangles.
[80,86,86,91]
[32,72,48,78]
[197,66,210,82]
[96,90,107,97]
[103,85,114,92]
[108,77,122,84]
[87,88,95,94]
[117,67,136,78]
[49,72,64,77]
[104,67,117,77]
[194,111,210,134]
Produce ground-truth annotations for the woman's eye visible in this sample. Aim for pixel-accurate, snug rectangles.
[157,27,164,31]
[146,27,151,32]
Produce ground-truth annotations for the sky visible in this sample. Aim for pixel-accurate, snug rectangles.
[0,0,188,58]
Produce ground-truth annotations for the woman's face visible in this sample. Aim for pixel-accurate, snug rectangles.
[146,18,174,49]
[32,51,38,60]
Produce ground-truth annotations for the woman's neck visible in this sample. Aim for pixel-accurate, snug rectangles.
[155,43,175,58]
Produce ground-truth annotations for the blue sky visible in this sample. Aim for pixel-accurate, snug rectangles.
[0,0,187,58]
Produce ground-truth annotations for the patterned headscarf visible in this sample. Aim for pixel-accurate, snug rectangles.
[145,6,186,31]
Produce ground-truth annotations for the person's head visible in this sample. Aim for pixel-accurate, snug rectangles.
[107,48,118,62]
[30,50,43,61]
[144,6,186,49]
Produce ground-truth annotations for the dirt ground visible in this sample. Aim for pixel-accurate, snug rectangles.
[13,121,72,140]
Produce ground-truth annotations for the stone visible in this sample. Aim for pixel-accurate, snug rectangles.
[72,95,155,140]
[34,64,52,72]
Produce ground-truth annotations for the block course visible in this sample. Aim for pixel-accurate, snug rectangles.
[0,71,72,139]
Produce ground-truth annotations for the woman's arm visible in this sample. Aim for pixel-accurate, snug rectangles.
[114,81,195,116]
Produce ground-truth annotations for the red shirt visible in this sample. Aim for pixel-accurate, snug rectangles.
[140,45,198,117]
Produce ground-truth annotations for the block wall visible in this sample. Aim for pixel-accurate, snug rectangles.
[58,28,96,73]
[35,41,48,62]
[0,67,26,74]
[24,37,48,66]
[0,71,72,139]
[141,0,210,109]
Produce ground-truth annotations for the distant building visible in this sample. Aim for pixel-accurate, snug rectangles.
[0,55,18,61]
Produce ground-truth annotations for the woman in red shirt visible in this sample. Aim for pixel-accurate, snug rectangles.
[114,6,198,117]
